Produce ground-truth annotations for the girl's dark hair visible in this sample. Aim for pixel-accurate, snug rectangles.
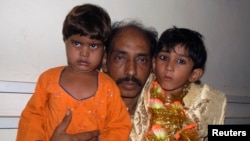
[156,26,207,70]
[62,3,111,45]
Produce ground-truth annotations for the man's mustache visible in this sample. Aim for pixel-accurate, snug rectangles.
[116,76,142,87]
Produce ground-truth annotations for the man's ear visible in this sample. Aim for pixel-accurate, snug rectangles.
[101,52,108,73]
[189,68,203,83]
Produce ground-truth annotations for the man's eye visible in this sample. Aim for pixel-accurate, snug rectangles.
[115,55,125,61]
[136,57,147,63]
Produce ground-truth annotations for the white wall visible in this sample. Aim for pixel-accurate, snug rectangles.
[0,0,249,96]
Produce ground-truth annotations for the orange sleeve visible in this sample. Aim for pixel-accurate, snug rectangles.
[16,74,49,141]
[98,78,132,141]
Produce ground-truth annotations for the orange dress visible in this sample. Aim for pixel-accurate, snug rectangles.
[16,66,131,141]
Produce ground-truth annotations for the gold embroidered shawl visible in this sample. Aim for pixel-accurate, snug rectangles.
[129,73,227,141]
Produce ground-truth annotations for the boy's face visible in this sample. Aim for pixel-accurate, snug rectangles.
[103,28,152,98]
[153,44,202,94]
[65,34,104,73]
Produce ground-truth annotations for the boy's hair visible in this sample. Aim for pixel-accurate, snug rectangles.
[156,26,207,70]
[62,3,111,44]
[106,20,158,58]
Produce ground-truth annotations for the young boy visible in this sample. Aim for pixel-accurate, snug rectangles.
[144,27,226,141]
[16,3,131,141]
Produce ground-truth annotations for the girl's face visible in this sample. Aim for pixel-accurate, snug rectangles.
[65,34,104,73]
[153,44,202,94]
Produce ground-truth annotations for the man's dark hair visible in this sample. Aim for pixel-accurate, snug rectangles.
[106,20,158,58]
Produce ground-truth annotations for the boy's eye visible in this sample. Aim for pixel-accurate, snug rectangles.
[159,55,167,60]
[90,43,98,49]
[177,59,186,64]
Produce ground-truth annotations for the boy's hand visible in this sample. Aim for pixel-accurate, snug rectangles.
[50,109,99,141]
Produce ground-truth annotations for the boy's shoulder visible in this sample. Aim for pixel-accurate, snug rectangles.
[184,83,226,106]
[190,83,225,96]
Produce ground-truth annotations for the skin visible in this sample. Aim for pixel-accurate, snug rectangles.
[102,27,152,115]
[153,44,203,96]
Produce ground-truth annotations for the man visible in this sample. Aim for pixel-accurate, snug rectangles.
[50,20,158,141]
[102,20,158,140]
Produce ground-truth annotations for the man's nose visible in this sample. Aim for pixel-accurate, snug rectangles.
[125,60,136,76]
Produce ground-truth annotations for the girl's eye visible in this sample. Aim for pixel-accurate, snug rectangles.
[72,41,81,47]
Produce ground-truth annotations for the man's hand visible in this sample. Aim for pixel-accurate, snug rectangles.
[50,109,99,141]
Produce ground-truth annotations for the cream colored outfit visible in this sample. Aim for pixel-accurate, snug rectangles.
[129,73,227,141]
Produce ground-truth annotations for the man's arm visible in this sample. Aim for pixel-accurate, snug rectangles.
[50,109,99,141]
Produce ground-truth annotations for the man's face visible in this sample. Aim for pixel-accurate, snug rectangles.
[104,27,152,98]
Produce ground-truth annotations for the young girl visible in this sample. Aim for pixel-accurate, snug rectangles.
[16,4,131,141]
[144,27,226,141]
